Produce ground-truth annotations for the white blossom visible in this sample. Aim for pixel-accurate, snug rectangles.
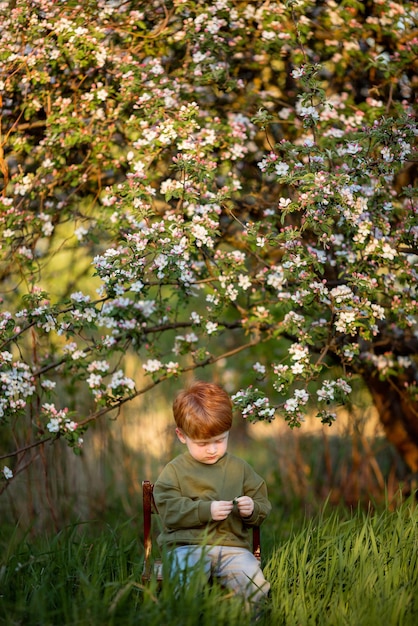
[190,311,201,324]
[87,373,103,388]
[143,359,163,373]
[253,362,266,374]
[108,370,135,391]
[206,321,218,335]
[41,379,56,390]
[284,398,298,412]
[275,162,290,176]
[3,466,13,479]
[47,418,61,433]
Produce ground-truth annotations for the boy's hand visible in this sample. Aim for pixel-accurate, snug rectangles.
[235,496,254,518]
[211,500,234,521]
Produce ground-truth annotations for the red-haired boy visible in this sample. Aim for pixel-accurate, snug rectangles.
[154,381,271,608]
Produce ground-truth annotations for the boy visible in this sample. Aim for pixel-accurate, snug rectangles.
[153,380,271,607]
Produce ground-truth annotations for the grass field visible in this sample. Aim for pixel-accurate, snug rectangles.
[1,402,415,625]
[1,496,417,626]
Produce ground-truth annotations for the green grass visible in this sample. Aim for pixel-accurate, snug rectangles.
[265,502,418,625]
[1,501,417,625]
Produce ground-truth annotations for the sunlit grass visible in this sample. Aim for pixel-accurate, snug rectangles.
[265,502,418,625]
[1,499,417,625]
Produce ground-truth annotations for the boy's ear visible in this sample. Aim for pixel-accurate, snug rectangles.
[175,428,187,443]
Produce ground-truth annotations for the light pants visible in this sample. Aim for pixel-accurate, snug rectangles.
[169,545,270,606]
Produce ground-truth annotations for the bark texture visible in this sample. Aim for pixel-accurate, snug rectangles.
[363,372,418,473]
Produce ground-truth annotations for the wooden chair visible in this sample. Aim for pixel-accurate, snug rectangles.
[142,480,261,584]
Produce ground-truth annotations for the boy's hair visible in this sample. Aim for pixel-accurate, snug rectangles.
[173,381,233,439]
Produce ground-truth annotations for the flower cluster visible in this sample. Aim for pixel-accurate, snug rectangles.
[231,387,276,423]
[0,354,36,421]
[316,379,353,404]
[42,403,83,450]
[86,361,136,404]
[281,388,311,428]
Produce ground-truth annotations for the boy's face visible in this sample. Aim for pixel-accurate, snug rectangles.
[176,429,229,464]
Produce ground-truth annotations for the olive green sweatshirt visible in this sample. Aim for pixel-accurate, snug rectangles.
[153,451,271,551]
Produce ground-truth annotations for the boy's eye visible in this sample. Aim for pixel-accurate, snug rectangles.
[195,438,225,446]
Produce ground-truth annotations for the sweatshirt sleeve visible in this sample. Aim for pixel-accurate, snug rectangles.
[153,464,213,529]
[241,462,272,527]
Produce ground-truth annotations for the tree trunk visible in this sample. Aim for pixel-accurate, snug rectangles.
[362,372,418,473]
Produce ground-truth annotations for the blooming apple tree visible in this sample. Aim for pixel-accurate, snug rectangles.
[1,0,417,491]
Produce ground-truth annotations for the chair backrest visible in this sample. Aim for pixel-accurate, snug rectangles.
[142,480,261,582]
[142,480,158,566]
